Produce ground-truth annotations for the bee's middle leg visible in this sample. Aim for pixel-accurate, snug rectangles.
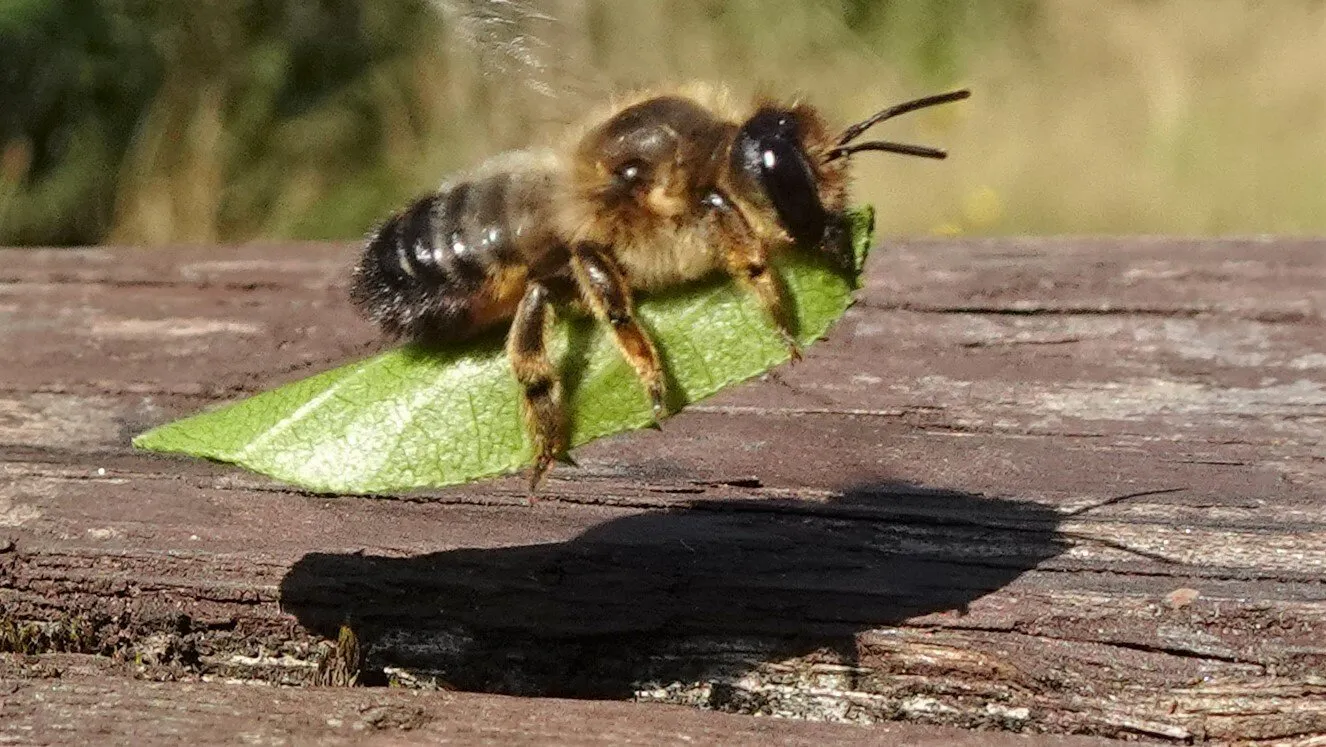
[570,243,667,417]
[507,281,564,490]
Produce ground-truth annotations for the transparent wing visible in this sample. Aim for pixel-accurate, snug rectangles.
[427,0,601,102]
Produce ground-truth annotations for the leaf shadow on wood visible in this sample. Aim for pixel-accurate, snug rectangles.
[278,482,1068,698]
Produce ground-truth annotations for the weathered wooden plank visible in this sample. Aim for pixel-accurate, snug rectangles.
[1,237,1324,743]
[4,656,1127,746]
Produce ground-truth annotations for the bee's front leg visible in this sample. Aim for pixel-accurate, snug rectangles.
[723,240,802,361]
[507,281,565,492]
[569,243,668,418]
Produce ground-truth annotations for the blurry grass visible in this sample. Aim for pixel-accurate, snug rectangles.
[1,0,1324,247]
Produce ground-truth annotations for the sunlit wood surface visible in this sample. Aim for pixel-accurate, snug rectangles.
[1,237,1322,744]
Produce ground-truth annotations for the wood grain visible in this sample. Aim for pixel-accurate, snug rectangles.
[1,237,1323,744]
[0,656,1121,746]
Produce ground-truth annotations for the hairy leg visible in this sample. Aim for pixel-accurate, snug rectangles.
[723,239,802,361]
[507,281,564,491]
[569,243,668,417]
[703,189,802,359]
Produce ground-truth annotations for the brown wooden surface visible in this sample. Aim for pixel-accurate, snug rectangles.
[0,655,1121,747]
[1,237,1324,744]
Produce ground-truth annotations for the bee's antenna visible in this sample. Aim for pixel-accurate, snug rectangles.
[825,140,948,162]
[835,89,971,147]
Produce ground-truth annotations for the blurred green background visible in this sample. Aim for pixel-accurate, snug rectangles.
[1,0,1323,247]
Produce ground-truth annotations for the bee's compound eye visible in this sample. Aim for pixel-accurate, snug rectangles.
[732,108,827,247]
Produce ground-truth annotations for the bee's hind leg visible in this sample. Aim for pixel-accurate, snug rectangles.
[570,243,668,418]
[507,281,565,492]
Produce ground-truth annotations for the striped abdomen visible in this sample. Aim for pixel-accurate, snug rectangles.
[350,153,562,342]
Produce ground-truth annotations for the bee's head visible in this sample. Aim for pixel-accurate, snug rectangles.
[731,89,970,268]
[730,106,836,257]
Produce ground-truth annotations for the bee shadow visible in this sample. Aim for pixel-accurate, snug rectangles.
[278,482,1068,698]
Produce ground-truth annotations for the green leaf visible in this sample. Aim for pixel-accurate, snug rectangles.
[134,206,876,493]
